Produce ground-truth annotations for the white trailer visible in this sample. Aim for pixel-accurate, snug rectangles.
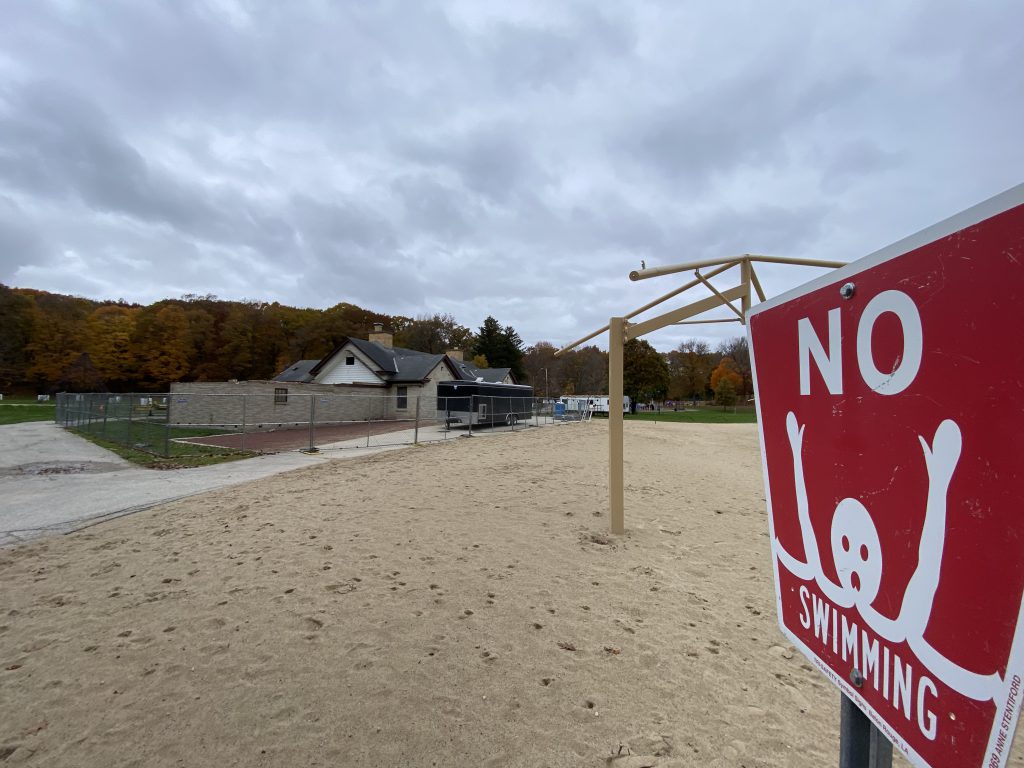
[558,395,630,414]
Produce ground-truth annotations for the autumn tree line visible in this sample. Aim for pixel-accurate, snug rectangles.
[523,336,752,409]
[0,284,751,403]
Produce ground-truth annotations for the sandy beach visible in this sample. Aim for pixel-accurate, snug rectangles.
[2,421,1016,767]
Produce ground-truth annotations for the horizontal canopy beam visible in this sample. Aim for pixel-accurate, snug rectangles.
[673,317,743,325]
[554,260,739,356]
[629,254,846,282]
[626,283,748,340]
[555,324,610,356]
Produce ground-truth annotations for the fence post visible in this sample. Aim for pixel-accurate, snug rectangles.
[307,394,317,453]
[241,393,246,453]
[366,398,372,448]
[127,393,134,448]
[468,395,474,437]
[164,394,171,457]
[413,395,420,445]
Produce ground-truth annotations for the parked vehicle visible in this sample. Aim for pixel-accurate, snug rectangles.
[437,381,535,428]
[557,395,630,414]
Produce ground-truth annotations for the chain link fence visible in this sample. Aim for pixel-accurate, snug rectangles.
[56,392,578,458]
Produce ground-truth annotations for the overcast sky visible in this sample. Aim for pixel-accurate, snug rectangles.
[1,1,1021,351]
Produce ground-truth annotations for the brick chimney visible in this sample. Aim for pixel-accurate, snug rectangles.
[368,322,393,348]
[446,349,464,361]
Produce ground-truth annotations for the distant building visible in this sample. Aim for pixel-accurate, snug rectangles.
[168,324,517,428]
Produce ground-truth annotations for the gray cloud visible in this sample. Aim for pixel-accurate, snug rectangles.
[0,195,44,281]
[821,140,902,193]
[0,0,1021,353]
[618,67,873,191]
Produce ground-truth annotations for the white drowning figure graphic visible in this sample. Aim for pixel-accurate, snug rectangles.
[774,411,1003,702]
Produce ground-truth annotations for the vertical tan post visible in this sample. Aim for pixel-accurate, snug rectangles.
[609,317,625,534]
[740,258,752,320]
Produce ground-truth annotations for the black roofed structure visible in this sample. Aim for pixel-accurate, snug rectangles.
[273,360,319,383]
[450,360,515,384]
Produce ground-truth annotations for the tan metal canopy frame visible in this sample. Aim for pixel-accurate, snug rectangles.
[555,253,845,534]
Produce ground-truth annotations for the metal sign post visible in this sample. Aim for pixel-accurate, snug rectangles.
[840,695,892,768]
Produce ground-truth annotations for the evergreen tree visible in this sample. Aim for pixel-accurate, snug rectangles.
[472,316,526,381]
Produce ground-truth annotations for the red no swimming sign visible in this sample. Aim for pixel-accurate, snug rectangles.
[748,184,1024,768]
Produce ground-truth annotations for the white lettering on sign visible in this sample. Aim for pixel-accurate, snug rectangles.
[776,412,1005,720]
[797,586,940,739]
[799,308,842,395]
[856,290,923,395]
[798,290,923,396]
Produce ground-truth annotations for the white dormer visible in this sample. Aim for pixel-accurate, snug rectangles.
[314,344,385,385]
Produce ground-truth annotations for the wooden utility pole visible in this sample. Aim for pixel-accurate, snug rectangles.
[608,317,625,534]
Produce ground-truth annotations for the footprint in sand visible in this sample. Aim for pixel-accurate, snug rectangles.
[302,617,324,631]
[325,583,356,595]
[768,644,794,660]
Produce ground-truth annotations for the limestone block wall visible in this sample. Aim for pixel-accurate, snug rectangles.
[168,382,390,430]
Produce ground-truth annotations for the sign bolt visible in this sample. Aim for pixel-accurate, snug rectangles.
[849,668,865,688]
[840,282,856,300]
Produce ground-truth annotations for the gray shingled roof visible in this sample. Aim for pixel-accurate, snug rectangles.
[286,339,515,386]
[273,359,319,383]
[304,338,455,384]
[452,360,513,383]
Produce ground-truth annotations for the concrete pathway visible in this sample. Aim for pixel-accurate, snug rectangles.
[0,422,336,547]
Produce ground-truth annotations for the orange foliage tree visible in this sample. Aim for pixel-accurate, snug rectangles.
[710,356,743,393]
[86,305,138,388]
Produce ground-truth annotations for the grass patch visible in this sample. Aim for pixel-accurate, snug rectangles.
[66,418,254,468]
[0,402,57,425]
[625,408,757,424]
[71,428,256,469]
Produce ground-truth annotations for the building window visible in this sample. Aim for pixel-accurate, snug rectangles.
[396,386,408,410]
[346,355,355,365]
[274,388,288,404]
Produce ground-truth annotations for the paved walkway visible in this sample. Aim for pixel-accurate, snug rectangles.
[0,423,336,547]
